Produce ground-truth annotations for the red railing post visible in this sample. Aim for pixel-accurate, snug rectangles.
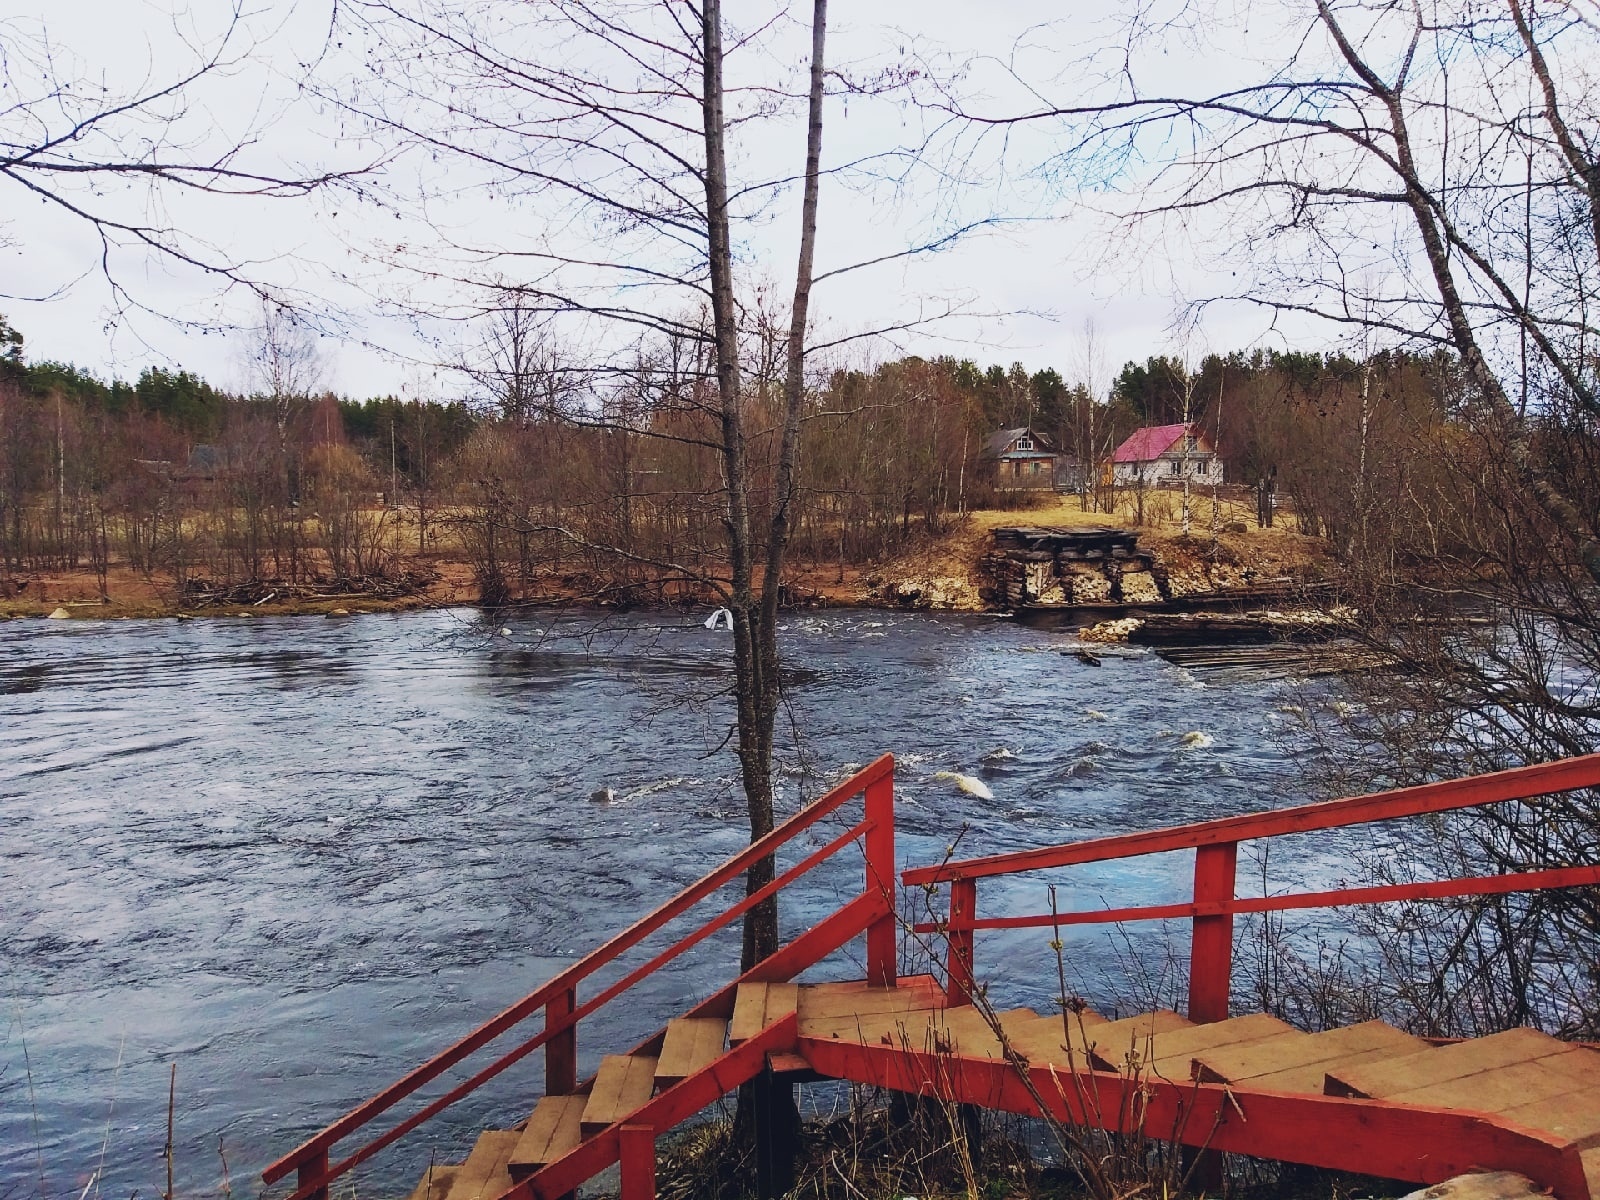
[619,1125,655,1200]
[547,985,577,1095]
[1187,841,1237,1023]
[946,876,977,1006]
[297,1150,329,1200]
[864,767,897,988]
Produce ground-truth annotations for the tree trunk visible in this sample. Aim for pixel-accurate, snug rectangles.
[700,0,828,974]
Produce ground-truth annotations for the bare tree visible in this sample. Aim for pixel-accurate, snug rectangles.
[329,0,850,968]
[247,303,324,444]
[1,4,364,316]
[946,0,1600,1031]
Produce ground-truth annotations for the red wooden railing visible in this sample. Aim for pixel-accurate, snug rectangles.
[903,753,1600,1022]
[262,754,898,1200]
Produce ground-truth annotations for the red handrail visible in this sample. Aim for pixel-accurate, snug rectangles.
[903,752,1600,884]
[903,753,1600,1021]
[264,753,898,1200]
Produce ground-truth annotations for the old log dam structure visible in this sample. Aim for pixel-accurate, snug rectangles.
[264,755,1600,1200]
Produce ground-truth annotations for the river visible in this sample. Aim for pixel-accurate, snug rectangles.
[1,608,1348,1199]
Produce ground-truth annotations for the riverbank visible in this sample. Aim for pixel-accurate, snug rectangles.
[0,491,1334,621]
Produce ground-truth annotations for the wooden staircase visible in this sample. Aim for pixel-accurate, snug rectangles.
[402,982,802,1200]
[806,991,1600,1139]
[263,753,1600,1200]
[797,984,1600,1200]
[407,981,1600,1200]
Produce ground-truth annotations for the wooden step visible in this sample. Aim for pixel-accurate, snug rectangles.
[581,1055,660,1135]
[1195,1020,1427,1088]
[1499,1084,1600,1149]
[1245,1023,1433,1094]
[730,982,800,1043]
[1386,1048,1600,1114]
[1003,1010,1112,1066]
[1077,1009,1194,1070]
[441,1130,520,1200]
[405,1163,460,1200]
[508,1094,586,1179]
[920,1006,1041,1058]
[656,1017,727,1088]
[1107,1011,1296,1077]
[1326,1027,1583,1099]
[796,982,938,1033]
[1581,1146,1600,1196]
[799,1005,943,1042]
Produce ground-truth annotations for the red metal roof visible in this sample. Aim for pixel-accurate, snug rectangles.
[1112,423,1196,463]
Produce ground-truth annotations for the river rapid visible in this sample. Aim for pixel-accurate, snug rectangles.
[2,608,1348,1199]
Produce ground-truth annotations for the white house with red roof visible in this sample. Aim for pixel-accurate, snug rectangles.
[1110,423,1222,487]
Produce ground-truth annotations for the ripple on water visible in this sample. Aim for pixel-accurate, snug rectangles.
[0,608,1343,1199]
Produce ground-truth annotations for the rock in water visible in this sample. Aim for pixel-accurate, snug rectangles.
[1178,731,1213,749]
[590,787,616,804]
[933,770,994,800]
[47,607,71,619]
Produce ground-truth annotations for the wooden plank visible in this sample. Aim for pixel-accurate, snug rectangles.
[767,1051,812,1075]
[1499,1085,1600,1149]
[992,1011,1105,1066]
[1329,1029,1578,1099]
[729,983,770,1045]
[1579,1147,1600,1198]
[1113,1012,1295,1075]
[1389,1056,1600,1115]
[1196,1020,1425,1085]
[798,984,942,1022]
[442,1131,520,1200]
[655,1018,727,1088]
[732,981,801,1043]
[1254,1044,1432,1096]
[508,1095,586,1177]
[922,1007,1037,1058]
[767,983,799,1024]
[796,975,942,1003]
[802,1010,936,1045]
[1145,1017,1292,1081]
[405,1163,460,1200]
[581,1056,660,1135]
[1078,1010,1194,1070]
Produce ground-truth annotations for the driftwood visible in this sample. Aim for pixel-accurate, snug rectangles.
[179,570,438,608]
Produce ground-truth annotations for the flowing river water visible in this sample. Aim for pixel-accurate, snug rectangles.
[1,608,1353,1199]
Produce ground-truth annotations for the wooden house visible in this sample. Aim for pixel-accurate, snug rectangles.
[982,427,1081,491]
[1110,423,1222,487]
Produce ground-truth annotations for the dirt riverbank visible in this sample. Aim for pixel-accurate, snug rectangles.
[0,493,1333,622]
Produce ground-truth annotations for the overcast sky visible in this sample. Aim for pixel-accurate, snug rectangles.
[3,1,1328,400]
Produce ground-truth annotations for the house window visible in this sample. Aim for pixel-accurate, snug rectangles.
[1185,435,1198,452]
[1170,459,1182,475]
[1015,437,1033,451]
[1031,460,1042,474]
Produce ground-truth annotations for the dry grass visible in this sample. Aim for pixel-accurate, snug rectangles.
[2,490,1335,619]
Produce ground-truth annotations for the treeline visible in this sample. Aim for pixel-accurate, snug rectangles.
[3,306,1580,605]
